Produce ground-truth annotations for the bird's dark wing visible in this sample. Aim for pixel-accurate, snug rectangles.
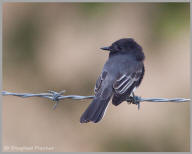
[94,71,108,96]
[113,67,143,95]
[112,65,144,106]
[80,70,109,123]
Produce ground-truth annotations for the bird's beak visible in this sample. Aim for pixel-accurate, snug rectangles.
[100,46,111,51]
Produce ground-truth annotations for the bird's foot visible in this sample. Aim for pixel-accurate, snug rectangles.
[126,92,141,110]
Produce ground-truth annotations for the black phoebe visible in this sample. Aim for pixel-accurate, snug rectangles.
[80,38,145,123]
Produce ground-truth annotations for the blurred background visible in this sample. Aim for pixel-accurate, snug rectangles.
[2,2,190,152]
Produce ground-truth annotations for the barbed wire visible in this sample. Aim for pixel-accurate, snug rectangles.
[1,90,190,110]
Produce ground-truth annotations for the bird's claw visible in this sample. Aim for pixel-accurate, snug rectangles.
[127,93,141,110]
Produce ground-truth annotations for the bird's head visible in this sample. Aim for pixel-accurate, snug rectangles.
[100,38,144,61]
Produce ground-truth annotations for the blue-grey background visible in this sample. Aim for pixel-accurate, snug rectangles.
[3,2,190,152]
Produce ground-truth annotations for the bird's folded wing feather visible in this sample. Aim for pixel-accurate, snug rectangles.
[113,69,143,95]
[94,71,108,95]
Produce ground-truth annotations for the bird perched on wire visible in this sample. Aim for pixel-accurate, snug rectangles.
[80,38,145,123]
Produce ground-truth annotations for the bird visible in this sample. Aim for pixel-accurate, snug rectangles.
[80,38,145,123]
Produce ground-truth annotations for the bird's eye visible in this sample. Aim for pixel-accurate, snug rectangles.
[115,45,121,51]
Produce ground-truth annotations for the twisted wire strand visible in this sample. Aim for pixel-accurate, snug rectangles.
[1,90,190,109]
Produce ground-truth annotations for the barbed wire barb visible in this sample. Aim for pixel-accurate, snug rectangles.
[1,90,190,109]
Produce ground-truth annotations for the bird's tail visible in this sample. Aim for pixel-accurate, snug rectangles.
[80,97,111,123]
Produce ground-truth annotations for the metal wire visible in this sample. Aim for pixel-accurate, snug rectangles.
[1,90,190,110]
